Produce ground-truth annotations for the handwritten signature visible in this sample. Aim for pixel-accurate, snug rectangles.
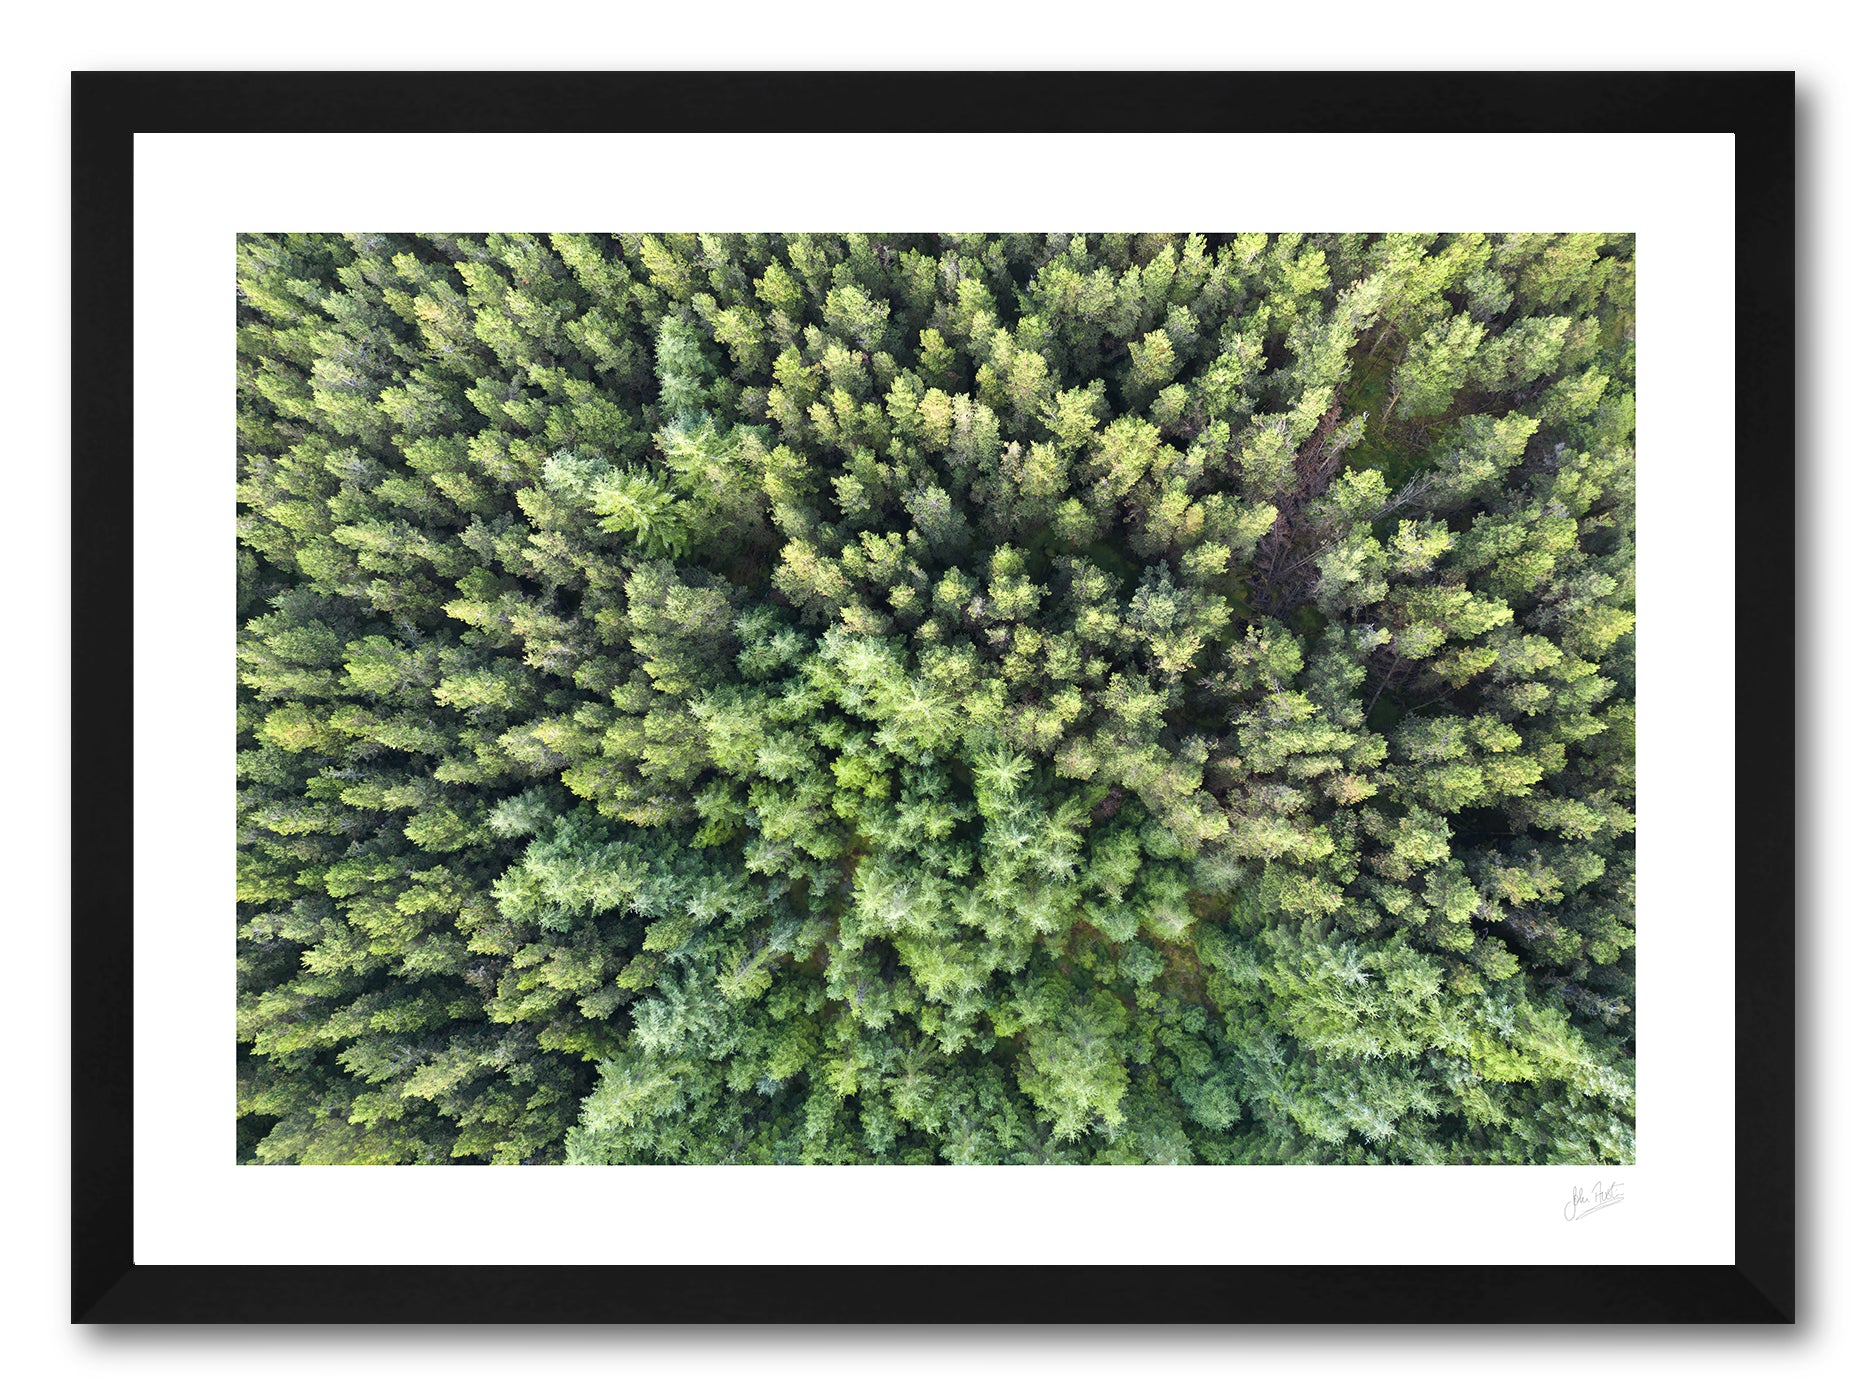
[1564,1179,1625,1221]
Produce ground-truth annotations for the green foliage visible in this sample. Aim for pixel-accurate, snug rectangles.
[238,232,1635,1165]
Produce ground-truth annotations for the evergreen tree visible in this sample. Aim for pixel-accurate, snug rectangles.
[237,232,1636,1166]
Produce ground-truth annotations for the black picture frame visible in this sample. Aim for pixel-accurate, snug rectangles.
[72,69,1795,1324]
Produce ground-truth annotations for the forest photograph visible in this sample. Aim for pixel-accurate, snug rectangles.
[235,231,1636,1167]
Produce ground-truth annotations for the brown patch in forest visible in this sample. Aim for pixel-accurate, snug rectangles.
[1052,914,1214,1011]
[1088,787,1124,823]
[1152,935,1212,1009]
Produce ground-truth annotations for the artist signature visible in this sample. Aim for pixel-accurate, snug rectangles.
[1564,1179,1625,1221]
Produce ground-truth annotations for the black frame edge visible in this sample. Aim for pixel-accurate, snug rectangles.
[72,68,139,1324]
[1731,70,1797,1323]
[78,1263,1788,1324]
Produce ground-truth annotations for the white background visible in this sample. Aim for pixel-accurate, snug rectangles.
[7,5,1847,1390]
[132,128,1728,1270]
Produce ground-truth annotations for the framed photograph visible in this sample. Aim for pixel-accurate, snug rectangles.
[72,70,1794,1322]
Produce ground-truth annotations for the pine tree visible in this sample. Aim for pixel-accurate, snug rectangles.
[237,232,1636,1168]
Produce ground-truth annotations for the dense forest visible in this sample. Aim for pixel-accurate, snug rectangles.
[236,232,1635,1165]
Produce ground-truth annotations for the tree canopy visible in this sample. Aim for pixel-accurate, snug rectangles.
[237,231,1635,1165]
